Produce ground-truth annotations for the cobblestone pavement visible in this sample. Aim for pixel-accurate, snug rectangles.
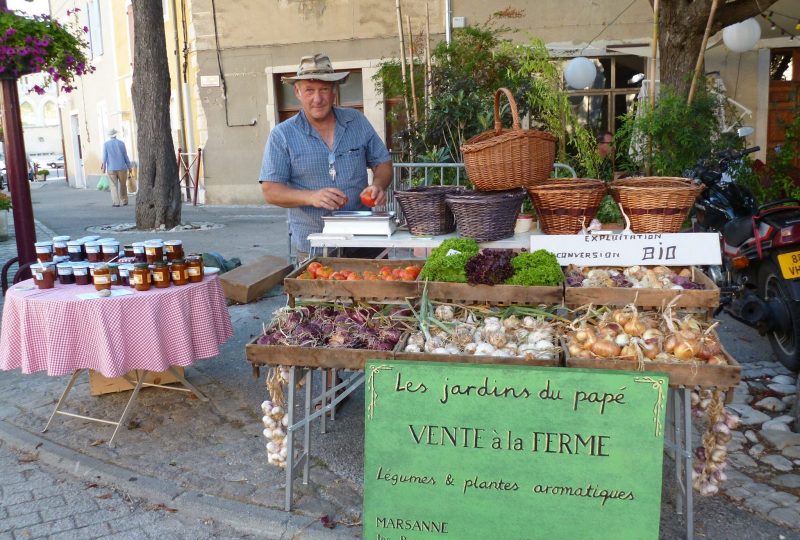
[0,439,251,539]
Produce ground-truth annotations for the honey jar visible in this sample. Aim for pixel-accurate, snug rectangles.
[152,261,170,288]
[34,241,53,262]
[131,263,152,291]
[164,240,184,261]
[57,263,75,285]
[186,255,204,283]
[170,259,189,286]
[92,264,112,291]
[31,263,56,289]
[145,241,164,264]
[53,236,70,257]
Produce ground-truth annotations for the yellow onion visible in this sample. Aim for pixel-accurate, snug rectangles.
[707,354,727,366]
[568,343,583,357]
[574,328,594,343]
[612,310,631,326]
[674,339,700,361]
[642,339,660,360]
[698,336,722,360]
[623,318,646,337]
[664,335,678,354]
[642,328,663,341]
[596,325,618,339]
[620,344,638,361]
[591,338,621,358]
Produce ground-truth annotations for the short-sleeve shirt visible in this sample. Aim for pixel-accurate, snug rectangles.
[259,107,391,252]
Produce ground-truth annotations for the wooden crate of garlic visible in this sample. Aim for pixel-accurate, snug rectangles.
[563,304,740,389]
[394,302,563,367]
[564,265,720,309]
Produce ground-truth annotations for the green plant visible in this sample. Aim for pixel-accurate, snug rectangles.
[37,168,49,179]
[506,249,564,286]
[420,238,480,282]
[0,8,93,93]
[0,192,11,211]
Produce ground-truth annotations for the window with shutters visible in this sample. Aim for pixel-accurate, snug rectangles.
[87,0,103,59]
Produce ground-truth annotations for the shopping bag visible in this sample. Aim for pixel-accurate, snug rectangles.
[96,174,109,191]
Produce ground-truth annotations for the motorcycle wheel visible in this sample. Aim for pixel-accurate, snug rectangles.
[758,261,800,371]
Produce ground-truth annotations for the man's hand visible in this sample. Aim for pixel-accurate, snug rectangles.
[308,187,348,210]
[359,184,386,207]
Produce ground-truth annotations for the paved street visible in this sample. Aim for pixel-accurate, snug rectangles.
[0,181,798,539]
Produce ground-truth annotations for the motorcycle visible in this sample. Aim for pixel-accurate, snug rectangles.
[690,144,800,371]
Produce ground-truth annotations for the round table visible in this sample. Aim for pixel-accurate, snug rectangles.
[0,274,233,445]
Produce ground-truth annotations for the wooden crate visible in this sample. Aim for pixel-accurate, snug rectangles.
[246,336,394,370]
[424,281,563,306]
[88,368,184,396]
[284,258,421,304]
[562,339,741,389]
[392,333,561,368]
[219,254,293,304]
[564,267,719,309]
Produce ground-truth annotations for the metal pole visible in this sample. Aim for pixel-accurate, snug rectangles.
[1,75,37,272]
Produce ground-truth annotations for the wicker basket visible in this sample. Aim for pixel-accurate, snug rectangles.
[527,179,607,234]
[445,188,528,242]
[609,177,703,233]
[461,88,557,191]
[394,186,465,235]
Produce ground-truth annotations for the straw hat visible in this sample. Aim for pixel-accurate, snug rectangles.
[107,128,117,138]
[281,54,349,84]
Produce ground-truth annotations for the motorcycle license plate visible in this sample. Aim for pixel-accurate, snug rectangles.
[777,251,800,280]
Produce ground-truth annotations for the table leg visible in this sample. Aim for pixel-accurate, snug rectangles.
[284,366,296,512]
[330,368,337,421]
[673,388,685,516]
[166,366,209,401]
[42,369,85,434]
[683,388,694,540]
[320,369,327,434]
[303,368,312,484]
[107,370,147,447]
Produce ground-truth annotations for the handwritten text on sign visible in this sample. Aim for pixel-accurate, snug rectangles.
[363,362,668,540]
[531,232,721,266]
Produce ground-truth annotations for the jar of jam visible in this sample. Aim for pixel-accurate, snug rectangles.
[57,263,75,285]
[53,236,70,257]
[108,263,120,285]
[73,263,91,285]
[67,241,84,262]
[85,241,103,263]
[32,263,56,289]
[152,261,171,288]
[102,241,121,262]
[123,244,135,257]
[34,241,53,262]
[186,256,204,283]
[170,259,189,286]
[118,264,133,287]
[164,240,184,261]
[145,241,164,264]
[93,264,112,291]
[131,263,152,291]
[132,242,147,263]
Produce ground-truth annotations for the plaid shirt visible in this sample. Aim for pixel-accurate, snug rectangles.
[259,108,391,252]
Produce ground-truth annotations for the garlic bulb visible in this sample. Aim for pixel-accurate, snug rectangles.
[434,304,454,321]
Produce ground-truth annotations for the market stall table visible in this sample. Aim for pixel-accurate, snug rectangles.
[0,274,233,446]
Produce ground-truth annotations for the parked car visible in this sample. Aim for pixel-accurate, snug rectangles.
[47,155,64,169]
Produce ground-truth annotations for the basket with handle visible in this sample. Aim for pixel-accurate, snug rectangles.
[461,88,557,191]
[609,177,703,233]
[394,185,466,235]
[445,188,528,242]
[527,178,607,234]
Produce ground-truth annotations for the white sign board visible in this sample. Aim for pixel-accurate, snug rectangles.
[531,232,722,267]
[200,75,220,87]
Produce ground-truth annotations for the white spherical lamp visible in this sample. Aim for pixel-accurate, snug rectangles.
[564,57,597,89]
[722,18,761,53]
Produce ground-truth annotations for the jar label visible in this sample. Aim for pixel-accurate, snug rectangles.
[187,267,201,276]
[154,273,165,282]
[94,275,110,284]
[54,241,67,248]
[132,275,142,284]
[36,247,51,253]
[68,246,82,252]
[34,272,44,280]
[74,268,88,276]
[86,246,101,253]
[133,246,145,254]
[172,271,182,281]
[145,247,157,255]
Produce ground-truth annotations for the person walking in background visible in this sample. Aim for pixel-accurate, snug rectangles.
[101,128,132,207]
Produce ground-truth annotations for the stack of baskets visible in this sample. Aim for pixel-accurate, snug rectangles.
[394,185,465,236]
[527,179,607,234]
[609,177,703,233]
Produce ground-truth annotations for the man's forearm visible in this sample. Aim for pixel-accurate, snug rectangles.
[261,181,311,208]
[371,161,393,190]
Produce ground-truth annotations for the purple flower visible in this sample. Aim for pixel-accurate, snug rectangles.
[4,28,16,37]
[18,47,29,55]
[32,84,44,95]
[82,26,88,33]
[24,35,33,44]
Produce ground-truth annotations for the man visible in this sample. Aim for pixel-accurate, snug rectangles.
[596,130,614,181]
[101,128,132,207]
[259,53,392,261]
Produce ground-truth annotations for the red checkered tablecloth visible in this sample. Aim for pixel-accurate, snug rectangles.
[0,275,233,378]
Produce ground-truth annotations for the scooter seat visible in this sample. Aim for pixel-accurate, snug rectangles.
[723,216,753,247]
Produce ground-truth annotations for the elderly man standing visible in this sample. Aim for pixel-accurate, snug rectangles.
[259,53,392,261]
[101,128,132,207]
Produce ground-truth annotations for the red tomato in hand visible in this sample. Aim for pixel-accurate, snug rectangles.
[360,193,377,208]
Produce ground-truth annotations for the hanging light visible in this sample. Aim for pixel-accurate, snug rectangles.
[564,57,596,89]
[722,18,762,53]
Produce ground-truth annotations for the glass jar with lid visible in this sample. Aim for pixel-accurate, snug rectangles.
[186,255,204,283]
[32,263,56,289]
[152,261,171,288]
[57,263,75,285]
[145,241,164,264]
[73,263,91,285]
[170,259,189,286]
[53,236,71,257]
[132,242,147,263]
[93,264,112,291]
[164,240,184,261]
[102,241,121,262]
[85,241,103,263]
[131,263,152,291]
[34,241,54,262]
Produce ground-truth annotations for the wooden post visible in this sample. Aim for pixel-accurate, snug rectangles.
[425,2,433,119]
[396,0,411,128]
[688,0,720,105]
[407,15,419,124]
[646,0,660,175]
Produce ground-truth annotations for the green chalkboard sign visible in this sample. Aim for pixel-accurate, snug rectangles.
[363,361,667,540]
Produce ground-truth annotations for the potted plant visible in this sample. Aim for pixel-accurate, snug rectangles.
[37,167,49,181]
[0,7,93,93]
[0,192,11,241]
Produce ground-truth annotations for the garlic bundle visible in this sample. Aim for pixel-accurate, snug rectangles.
[406,305,560,361]
[262,366,291,468]
[564,265,704,290]
[691,389,740,495]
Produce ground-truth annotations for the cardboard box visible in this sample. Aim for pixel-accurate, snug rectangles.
[218,254,293,304]
[88,368,184,396]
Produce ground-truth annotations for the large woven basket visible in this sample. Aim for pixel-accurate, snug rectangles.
[395,185,465,235]
[445,188,528,242]
[527,178,607,234]
[461,88,557,191]
[609,177,703,233]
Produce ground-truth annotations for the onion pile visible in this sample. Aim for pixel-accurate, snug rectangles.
[691,388,740,495]
[262,366,290,468]
[565,303,727,365]
[564,265,705,290]
[406,304,561,360]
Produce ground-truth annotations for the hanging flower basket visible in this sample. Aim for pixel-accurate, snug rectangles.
[0,8,93,93]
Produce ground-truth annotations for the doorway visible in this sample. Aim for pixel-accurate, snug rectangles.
[768,47,799,166]
[69,114,84,188]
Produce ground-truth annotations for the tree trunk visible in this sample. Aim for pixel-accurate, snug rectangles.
[132,1,181,230]
[656,0,779,95]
